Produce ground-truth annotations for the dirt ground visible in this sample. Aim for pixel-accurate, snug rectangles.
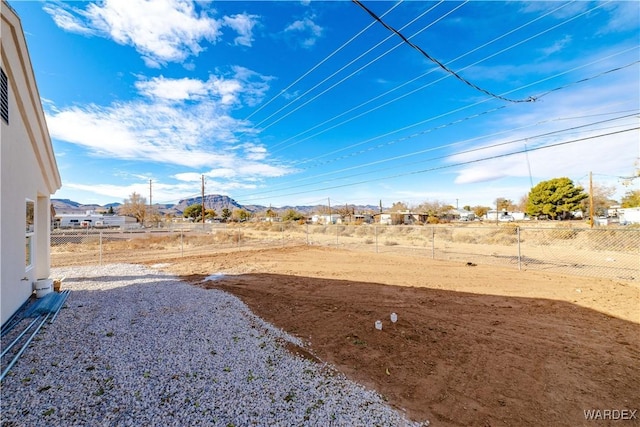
[144,245,639,427]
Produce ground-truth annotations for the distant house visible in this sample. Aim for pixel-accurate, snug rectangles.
[54,211,138,229]
[447,209,475,221]
[1,1,62,325]
[311,214,341,224]
[616,207,640,225]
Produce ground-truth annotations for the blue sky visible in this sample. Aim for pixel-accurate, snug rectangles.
[11,0,640,208]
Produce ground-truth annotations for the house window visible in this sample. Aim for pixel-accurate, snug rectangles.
[26,200,34,269]
[1,67,8,124]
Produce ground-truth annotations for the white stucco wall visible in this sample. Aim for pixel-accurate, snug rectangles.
[1,1,61,325]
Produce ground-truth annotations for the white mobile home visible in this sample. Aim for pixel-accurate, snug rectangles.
[55,211,137,229]
[1,2,62,324]
[617,207,640,225]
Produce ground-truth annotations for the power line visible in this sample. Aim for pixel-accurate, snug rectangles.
[352,0,536,103]
[241,127,639,202]
[241,2,404,124]
[238,113,638,199]
[270,0,578,151]
[285,57,639,171]
[261,2,460,143]
[270,1,617,156]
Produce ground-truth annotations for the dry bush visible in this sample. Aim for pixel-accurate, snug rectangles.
[453,232,479,244]
[354,226,373,237]
[586,229,640,251]
[311,226,328,234]
[548,225,578,240]
[433,227,453,241]
[384,240,399,246]
[211,231,244,244]
[337,226,353,237]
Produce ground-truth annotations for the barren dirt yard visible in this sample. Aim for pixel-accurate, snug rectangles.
[146,246,639,427]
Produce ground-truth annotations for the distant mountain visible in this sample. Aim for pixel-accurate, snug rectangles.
[175,194,245,214]
[52,195,384,217]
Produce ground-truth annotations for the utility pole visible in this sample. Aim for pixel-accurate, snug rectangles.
[589,171,594,228]
[328,197,331,224]
[201,175,205,226]
[149,179,152,227]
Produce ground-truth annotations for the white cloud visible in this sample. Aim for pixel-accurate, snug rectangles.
[42,3,96,35]
[135,76,210,101]
[520,2,590,20]
[43,0,260,66]
[45,72,292,183]
[62,181,199,205]
[599,2,640,34]
[134,68,270,107]
[539,35,572,57]
[448,63,640,187]
[223,14,259,47]
[284,16,323,48]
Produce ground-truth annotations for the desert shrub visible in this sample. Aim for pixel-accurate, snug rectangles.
[354,226,373,237]
[364,238,374,245]
[337,226,352,237]
[311,226,327,234]
[586,228,639,251]
[427,216,440,224]
[548,228,578,240]
[384,240,399,246]
[433,227,453,241]
[453,233,479,244]
[210,231,243,243]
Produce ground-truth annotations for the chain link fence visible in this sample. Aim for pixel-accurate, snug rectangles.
[51,223,639,282]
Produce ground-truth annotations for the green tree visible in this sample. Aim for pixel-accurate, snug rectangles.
[205,209,216,219]
[526,178,588,219]
[183,204,203,220]
[232,209,251,222]
[107,206,114,215]
[119,192,147,223]
[221,208,232,222]
[282,209,304,222]
[266,208,277,218]
[621,189,640,208]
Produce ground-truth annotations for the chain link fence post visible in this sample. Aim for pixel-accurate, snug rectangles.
[431,227,435,259]
[375,225,378,253]
[517,226,521,271]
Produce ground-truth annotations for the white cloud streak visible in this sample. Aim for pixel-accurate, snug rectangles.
[46,71,291,185]
[448,64,640,187]
[43,0,260,66]
[284,15,323,48]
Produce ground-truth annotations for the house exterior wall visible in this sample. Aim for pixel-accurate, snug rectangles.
[1,2,61,325]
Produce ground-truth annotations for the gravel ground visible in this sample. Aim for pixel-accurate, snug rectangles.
[1,264,425,426]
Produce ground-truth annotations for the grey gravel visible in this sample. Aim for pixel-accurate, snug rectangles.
[1,264,426,426]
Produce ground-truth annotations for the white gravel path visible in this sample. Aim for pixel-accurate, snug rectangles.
[1,264,426,426]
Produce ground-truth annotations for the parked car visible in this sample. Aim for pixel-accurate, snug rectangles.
[498,215,515,222]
